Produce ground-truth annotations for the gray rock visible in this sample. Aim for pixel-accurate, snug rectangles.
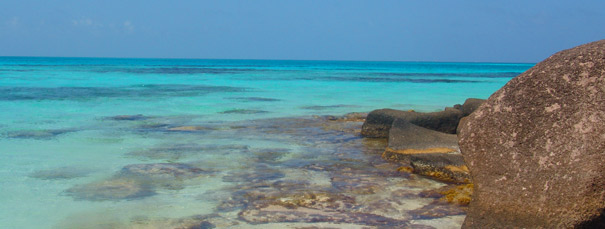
[388,119,460,153]
[361,107,464,138]
[459,39,605,228]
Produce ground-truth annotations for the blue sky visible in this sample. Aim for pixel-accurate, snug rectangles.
[1,0,604,62]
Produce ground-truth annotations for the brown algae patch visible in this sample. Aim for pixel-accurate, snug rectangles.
[439,184,473,205]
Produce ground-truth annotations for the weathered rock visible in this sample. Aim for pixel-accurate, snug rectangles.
[460,98,485,116]
[459,40,605,228]
[361,107,464,138]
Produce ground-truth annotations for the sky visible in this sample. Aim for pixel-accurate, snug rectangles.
[1,0,604,63]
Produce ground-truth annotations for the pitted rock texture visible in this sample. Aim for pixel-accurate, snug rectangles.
[459,39,605,228]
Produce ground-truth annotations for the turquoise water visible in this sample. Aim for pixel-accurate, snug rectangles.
[0,57,532,228]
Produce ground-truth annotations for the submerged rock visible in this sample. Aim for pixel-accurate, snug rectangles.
[459,40,605,228]
[239,205,410,227]
[128,144,249,160]
[120,163,207,179]
[227,97,281,102]
[129,214,238,229]
[66,163,209,201]
[222,166,285,183]
[108,114,148,121]
[4,129,75,140]
[409,201,467,220]
[220,109,269,114]
[65,178,155,201]
[166,125,215,131]
[237,190,409,227]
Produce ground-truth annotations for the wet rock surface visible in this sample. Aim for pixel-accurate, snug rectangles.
[459,40,605,228]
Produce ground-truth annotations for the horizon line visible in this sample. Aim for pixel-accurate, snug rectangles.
[0,55,537,65]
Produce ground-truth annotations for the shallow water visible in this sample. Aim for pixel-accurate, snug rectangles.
[0,57,532,228]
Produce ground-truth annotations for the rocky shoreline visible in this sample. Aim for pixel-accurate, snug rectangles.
[365,39,605,228]
[358,99,484,210]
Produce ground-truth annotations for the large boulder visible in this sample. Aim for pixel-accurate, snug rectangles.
[459,40,605,228]
[361,107,464,137]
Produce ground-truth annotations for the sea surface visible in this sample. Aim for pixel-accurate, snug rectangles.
[0,57,533,228]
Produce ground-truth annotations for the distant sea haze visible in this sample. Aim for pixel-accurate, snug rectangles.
[0,57,532,228]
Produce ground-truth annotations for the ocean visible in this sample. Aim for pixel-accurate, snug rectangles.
[0,57,532,228]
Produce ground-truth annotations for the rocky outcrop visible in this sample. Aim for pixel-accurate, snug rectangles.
[459,40,605,228]
[376,113,470,183]
[361,99,485,138]
[361,108,464,137]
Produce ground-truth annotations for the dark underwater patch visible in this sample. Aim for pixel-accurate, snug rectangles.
[29,167,93,180]
[226,97,281,102]
[127,143,250,160]
[107,114,149,121]
[220,109,269,114]
[319,76,482,83]
[300,104,360,110]
[0,84,247,101]
[90,67,265,75]
[3,128,76,140]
